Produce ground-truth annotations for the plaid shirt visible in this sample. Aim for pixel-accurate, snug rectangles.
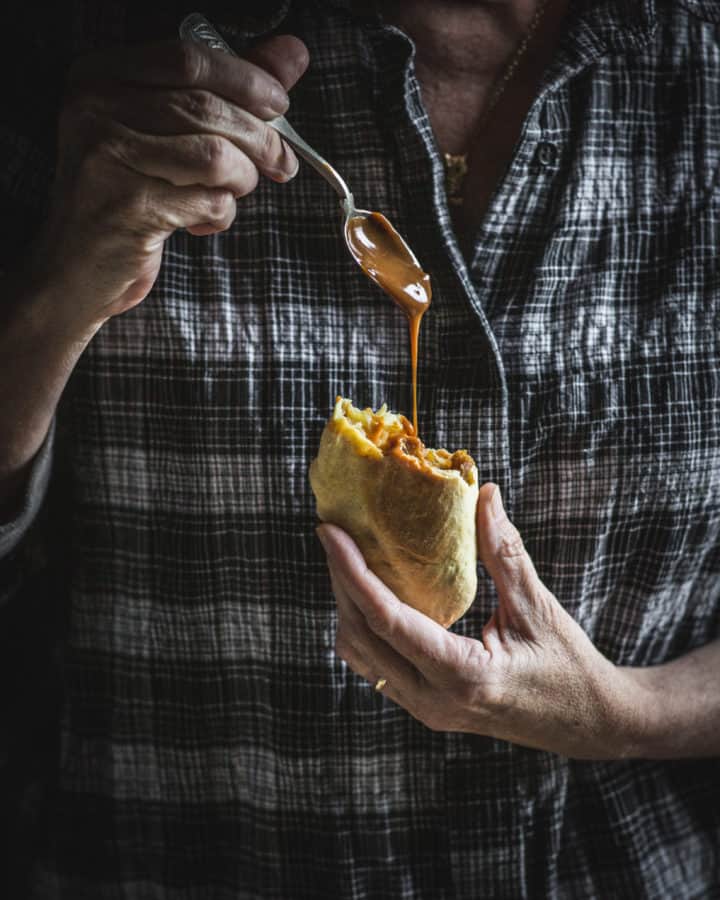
[2,0,720,897]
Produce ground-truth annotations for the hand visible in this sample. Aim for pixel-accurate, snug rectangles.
[318,483,647,760]
[28,35,309,331]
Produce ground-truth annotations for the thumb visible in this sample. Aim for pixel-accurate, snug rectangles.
[476,483,551,632]
[244,35,310,91]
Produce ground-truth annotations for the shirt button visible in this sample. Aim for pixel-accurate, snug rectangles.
[535,141,558,168]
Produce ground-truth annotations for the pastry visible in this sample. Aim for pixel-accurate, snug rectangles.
[310,398,478,627]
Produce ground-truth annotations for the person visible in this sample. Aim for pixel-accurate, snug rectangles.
[1,0,719,896]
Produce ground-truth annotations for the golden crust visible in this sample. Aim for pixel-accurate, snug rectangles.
[309,398,478,627]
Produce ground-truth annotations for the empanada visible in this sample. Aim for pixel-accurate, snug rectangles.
[309,398,478,627]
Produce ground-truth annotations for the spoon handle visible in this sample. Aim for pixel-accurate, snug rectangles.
[179,13,353,204]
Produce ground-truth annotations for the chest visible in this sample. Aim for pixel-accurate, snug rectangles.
[63,14,720,665]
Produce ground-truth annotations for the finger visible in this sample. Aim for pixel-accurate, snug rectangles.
[113,174,238,237]
[98,87,298,182]
[157,183,237,235]
[331,564,474,733]
[243,34,310,91]
[69,40,290,120]
[317,524,462,681]
[106,126,264,195]
[476,483,550,626]
[335,628,419,713]
[329,564,425,697]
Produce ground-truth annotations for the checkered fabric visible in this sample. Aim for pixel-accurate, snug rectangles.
[2,0,720,897]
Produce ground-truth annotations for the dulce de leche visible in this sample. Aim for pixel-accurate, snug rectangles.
[344,212,431,434]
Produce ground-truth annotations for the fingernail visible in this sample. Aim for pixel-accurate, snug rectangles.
[186,223,215,236]
[272,151,299,183]
[269,85,290,115]
[490,486,505,521]
[285,153,300,180]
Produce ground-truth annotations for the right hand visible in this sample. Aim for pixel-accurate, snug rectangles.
[30,35,309,331]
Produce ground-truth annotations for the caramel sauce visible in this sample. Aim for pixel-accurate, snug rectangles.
[344,212,431,434]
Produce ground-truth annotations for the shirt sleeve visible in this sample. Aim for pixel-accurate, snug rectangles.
[0,420,55,561]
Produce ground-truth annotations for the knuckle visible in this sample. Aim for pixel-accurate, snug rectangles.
[232,162,260,198]
[206,189,231,218]
[183,88,217,122]
[201,135,233,184]
[218,209,237,232]
[364,606,390,638]
[458,637,487,675]
[498,524,526,559]
[209,192,236,229]
[241,67,265,103]
[256,125,283,169]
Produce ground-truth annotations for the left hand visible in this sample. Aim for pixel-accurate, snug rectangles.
[317,483,647,759]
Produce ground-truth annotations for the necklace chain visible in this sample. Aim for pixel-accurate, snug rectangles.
[443,0,551,207]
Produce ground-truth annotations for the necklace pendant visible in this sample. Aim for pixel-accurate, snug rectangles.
[443,152,468,207]
[439,0,550,211]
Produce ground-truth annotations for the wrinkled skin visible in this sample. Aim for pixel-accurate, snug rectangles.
[319,482,650,760]
[35,34,309,331]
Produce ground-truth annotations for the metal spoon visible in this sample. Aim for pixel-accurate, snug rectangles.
[179,14,430,319]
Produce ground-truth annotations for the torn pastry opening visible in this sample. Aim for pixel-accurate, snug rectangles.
[331,397,476,486]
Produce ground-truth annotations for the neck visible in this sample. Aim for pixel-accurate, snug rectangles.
[377,0,565,154]
[369,0,569,248]
[382,1,545,78]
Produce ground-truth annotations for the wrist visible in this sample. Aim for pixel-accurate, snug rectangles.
[606,665,661,760]
[4,262,108,347]
[0,266,105,485]
[12,215,124,339]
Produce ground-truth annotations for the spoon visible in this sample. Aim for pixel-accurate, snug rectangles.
[179,13,432,430]
[178,14,427,291]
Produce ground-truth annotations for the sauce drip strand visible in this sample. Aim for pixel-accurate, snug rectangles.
[344,212,431,435]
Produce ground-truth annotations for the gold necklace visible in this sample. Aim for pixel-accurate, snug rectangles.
[443,0,551,207]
